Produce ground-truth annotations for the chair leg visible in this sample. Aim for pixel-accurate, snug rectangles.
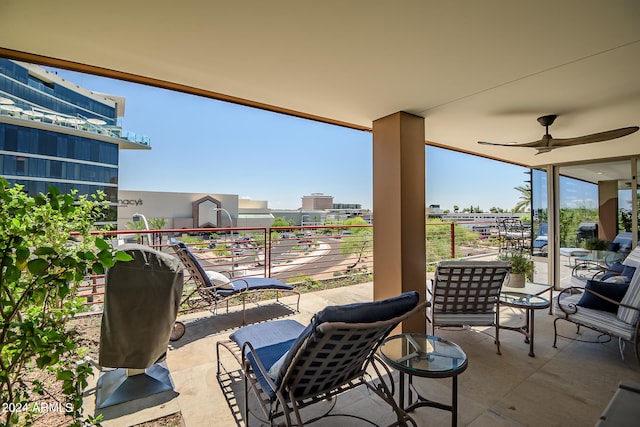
[618,338,626,361]
[552,318,559,348]
[242,295,247,325]
[243,365,250,426]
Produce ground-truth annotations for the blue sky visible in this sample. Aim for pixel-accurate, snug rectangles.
[51,68,538,211]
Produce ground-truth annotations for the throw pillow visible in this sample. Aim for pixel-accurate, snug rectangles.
[205,270,234,290]
[604,275,630,284]
[577,280,629,313]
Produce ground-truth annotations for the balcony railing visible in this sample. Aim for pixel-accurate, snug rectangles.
[0,98,150,147]
[76,222,508,311]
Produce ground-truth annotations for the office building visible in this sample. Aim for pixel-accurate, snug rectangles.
[0,59,150,224]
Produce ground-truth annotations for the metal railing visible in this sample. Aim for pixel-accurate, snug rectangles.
[76,222,503,310]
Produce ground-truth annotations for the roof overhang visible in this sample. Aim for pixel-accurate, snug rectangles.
[1,1,639,173]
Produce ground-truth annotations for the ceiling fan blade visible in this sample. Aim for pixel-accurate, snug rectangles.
[478,139,542,148]
[548,126,639,147]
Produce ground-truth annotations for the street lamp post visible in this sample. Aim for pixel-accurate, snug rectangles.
[132,212,150,245]
[212,207,234,238]
[213,207,235,277]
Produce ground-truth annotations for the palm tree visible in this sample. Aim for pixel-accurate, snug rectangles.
[148,217,167,246]
[513,183,531,213]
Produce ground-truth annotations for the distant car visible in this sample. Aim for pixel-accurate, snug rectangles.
[235,237,256,248]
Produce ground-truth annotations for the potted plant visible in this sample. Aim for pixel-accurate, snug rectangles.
[499,251,534,288]
[583,237,608,251]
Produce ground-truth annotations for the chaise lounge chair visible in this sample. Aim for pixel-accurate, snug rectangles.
[216,291,428,426]
[169,239,300,338]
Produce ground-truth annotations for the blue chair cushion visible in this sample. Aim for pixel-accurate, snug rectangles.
[577,280,629,313]
[216,278,294,296]
[230,319,306,397]
[607,262,625,274]
[272,291,420,391]
[608,242,621,252]
[315,291,420,324]
[622,265,636,279]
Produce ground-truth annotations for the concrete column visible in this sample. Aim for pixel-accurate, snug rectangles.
[598,180,618,242]
[372,112,426,333]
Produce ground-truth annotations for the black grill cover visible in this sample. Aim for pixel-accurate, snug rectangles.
[577,222,598,241]
[99,244,184,369]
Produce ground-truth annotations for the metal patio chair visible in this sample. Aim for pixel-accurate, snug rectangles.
[427,260,511,354]
[217,291,428,426]
[554,246,640,364]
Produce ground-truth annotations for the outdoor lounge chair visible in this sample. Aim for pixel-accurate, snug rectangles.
[553,246,640,364]
[426,260,511,354]
[216,291,428,426]
[169,239,300,333]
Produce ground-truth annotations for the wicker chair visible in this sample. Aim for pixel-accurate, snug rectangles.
[168,239,299,337]
[217,291,428,426]
[426,261,511,354]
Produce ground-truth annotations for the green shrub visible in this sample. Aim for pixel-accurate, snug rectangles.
[0,179,131,426]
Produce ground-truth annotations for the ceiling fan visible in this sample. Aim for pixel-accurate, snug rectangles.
[478,115,639,154]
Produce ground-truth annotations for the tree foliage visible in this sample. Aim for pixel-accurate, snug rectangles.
[0,179,131,426]
[513,183,531,213]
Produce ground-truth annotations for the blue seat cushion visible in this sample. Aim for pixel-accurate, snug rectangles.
[577,280,629,313]
[622,265,636,279]
[607,262,625,274]
[216,277,294,296]
[230,319,306,397]
[608,242,621,252]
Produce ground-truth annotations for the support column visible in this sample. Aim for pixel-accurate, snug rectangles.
[548,165,560,291]
[373,112,426,333]
[598,180,618,242]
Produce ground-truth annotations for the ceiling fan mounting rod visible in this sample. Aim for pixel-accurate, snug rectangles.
[537,114,557,128]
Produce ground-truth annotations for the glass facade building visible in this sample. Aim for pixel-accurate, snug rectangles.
[0,59,150,224]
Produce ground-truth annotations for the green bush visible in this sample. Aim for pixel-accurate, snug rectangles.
[0,179,131,426]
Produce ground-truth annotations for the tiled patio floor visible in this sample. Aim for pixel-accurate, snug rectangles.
[84,278,640,427]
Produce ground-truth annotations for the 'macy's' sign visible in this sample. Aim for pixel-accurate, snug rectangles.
[118,199,143,207]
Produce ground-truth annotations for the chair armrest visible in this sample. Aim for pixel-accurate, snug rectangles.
[229,278,250,291]
[556,286,640,315]
[572,261,605,276]
[556,287,582,315]
[241,341,279,392]
[426,279,434,295]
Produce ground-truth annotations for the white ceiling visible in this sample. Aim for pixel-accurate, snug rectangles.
[1,0,639,182]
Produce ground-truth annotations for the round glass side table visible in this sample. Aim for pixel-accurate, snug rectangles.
[499,292,550,357]
[380,333,468,427]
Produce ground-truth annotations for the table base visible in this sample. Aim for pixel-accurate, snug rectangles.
[499,308,537,357]
[400,371,459,427]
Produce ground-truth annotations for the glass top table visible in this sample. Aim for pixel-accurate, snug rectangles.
[499,291,550,357]
[500,292,550,309]
[380,334,467,378]
[380,334,467,427]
